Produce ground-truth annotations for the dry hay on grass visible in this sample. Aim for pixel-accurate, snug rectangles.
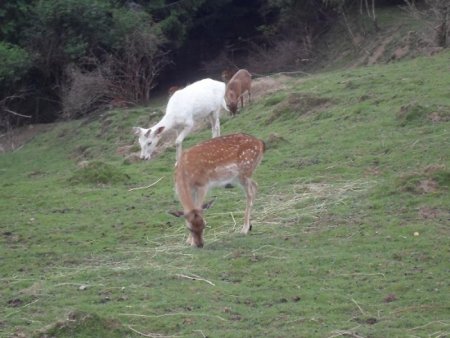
[25,180,372,303]
[203,179,372,244]
[254,180,372,230]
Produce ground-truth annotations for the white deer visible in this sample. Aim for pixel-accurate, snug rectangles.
[169,133,265,248]
[133,78,227,161]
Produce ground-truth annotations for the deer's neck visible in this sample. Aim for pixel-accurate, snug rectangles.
[175,171,196,213]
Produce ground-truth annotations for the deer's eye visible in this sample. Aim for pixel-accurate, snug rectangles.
[147,141,152,146]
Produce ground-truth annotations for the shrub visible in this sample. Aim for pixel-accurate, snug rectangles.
[396,102,429,126]
[0,42,30,85]
[62,66,110,119]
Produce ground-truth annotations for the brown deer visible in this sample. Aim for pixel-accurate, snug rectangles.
[225,69,252,116]
[221,68,235,83]
[169,133,265,248]
[168,85,182,97]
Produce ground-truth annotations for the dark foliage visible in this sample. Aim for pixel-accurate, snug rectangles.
[1,0,439,130]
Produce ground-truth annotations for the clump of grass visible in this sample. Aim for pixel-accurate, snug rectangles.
[39,311,128,338]
[72,143,95,160]
[265,92,334,124]
[264,132,289,149]
[395,102,442,126]
[263,92,287,107]
[396,165,449,194]
[69,161,129,185]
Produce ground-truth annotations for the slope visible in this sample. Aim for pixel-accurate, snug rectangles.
[0,51,449,338]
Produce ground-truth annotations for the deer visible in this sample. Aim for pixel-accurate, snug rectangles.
[169,133,265,248]
[221,68,235,83]
[167,85,182,97]
[225,69,252,116]
[133,78,227,161]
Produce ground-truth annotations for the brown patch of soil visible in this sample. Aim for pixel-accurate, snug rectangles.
[418,207,441,219]
[417,179,438,194]
[368,34,395,65]
[428,111,450,123]
[7,298,23,307]
[392,45,410,60]
[384,294,397,303]
[365,166,382,176]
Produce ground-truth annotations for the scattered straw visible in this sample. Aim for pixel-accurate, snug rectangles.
[120,312,227,322]
[193,329,207,338]
[351,298,366,316]
[328,326,364,338]
[176,273,215,286]
[128,325,181,338]
[128,176,165,192]
[408,320,449,331]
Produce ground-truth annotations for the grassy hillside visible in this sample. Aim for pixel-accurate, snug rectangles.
[1,51,449,338]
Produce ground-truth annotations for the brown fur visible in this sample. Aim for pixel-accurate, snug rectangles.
[221,69,235,83]
[172,133,264,248]
[225,69,252,116]
[168,85,182,97]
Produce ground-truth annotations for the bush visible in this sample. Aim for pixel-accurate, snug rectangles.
[0,42,30,85]
[62,65,111,119]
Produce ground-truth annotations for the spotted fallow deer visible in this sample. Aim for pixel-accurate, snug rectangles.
[169,133,265,248]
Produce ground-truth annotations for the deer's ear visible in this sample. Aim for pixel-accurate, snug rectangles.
[202,197,216,210]
[144,128,152,137]
[168,210,184,218]
[155,126,165,135]
[132,127,142,135]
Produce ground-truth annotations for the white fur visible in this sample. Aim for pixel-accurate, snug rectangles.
[133,78,227,160]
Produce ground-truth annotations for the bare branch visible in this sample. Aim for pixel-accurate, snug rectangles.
[3,107,31,119]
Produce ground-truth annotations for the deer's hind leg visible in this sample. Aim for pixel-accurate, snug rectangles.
[240,177,258,234]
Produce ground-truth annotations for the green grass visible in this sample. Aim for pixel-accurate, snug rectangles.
[1,51,449,338]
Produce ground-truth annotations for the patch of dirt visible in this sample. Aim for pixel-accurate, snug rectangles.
[7,298,23,307]
[428,111,450,123]
[384,293,397,303]
[0,124,52,153]
[418,207,441,219]
[368,34,396,65]
[365,166,382,176]
[417,179,439,193]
